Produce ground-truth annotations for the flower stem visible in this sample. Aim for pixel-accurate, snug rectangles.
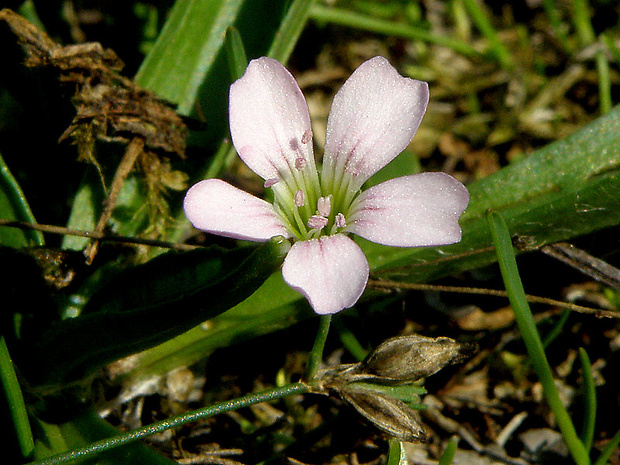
[27,383,309,465]
[306,315,333,380]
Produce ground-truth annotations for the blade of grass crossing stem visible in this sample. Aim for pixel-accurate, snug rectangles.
[267,0,316,62]
[578,348,596,454]
[593,427,620,465]
[570,0,612,114]
[309,4,480,59]
[486,210,590,465]
[594,50,612,114]
[438,436,459,465]
[460,0,514,69]
[0,337,34,460]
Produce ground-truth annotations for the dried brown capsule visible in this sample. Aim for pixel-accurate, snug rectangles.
[356,335,475,383]
[340,388,427,443]
[313,334,475,443]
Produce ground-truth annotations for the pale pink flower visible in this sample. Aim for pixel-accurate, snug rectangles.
[184,57,469,315]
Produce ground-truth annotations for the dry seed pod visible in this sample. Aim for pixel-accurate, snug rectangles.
[340,388,427,443]
[357,335,475,383]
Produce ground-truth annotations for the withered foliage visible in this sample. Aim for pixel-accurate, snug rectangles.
[314,335,476,443]
[0,8,189,260]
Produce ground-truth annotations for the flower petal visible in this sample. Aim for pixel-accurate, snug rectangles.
[322,56,429,189]
[347,173,469,247]
[229,57,316,181]
[184,179,290,241]
[282,234,369,315]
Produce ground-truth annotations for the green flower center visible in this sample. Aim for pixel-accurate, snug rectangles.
[270,157,357,241]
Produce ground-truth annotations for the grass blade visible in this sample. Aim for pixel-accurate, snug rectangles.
[486,210,590,465]
[578,348,596,453]
[0,336,34,460]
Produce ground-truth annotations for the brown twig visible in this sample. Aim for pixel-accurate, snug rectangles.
[0,219,197,251]
[368,279,619,319]
[84,137,145,263]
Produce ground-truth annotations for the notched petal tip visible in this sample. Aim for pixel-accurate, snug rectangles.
[282,234,369,315]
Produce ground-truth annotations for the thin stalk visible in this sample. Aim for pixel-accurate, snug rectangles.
[0,337,34,460]
[334,319,368,362]
[310,4,481,59]
[306,315,332,380]
[593,427,620,465]
[27,383,309,465]
[386,439,404,465]
[570,0,612,114]
[461,0,514,69]
[541,0,571,52]
[267,0,316,63]
[542,310,571,349]
[595,50,612,114]
[578,348,596,453]
[571,0,596,45]
[438,436,459,465]
[224,26,248,82]
[487,210,590,465]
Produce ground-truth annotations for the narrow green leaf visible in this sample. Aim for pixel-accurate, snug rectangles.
[25,237,291,387]
[135,0,245,115]
[487,210,590,465]
[387,439,406,465]
[34,409,178,464]
[0,153,44,247]
[0,336,34,460]
[593,427,620,465]
[225,26,248,81]
[461,0,514,69]
[267,0,317,63]
[578,348,596,453]
[439,436,459,465]
[61,169,103,251]
[310,4,481,59]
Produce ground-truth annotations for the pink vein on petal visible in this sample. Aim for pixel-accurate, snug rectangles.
[183,179,290,241]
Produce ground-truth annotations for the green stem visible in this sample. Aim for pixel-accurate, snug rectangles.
[306,315,332,380]
[578,348,596,453]
[28,383,309,465]
[570,0,612,114]
[541,0,572,52]
[571,0,596,45]
[461,0,514,69]
[486,210,590,465]
[593,427,620,465]
[595,50,612,114]
[310,4,481,59]
[0,337,34,460]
